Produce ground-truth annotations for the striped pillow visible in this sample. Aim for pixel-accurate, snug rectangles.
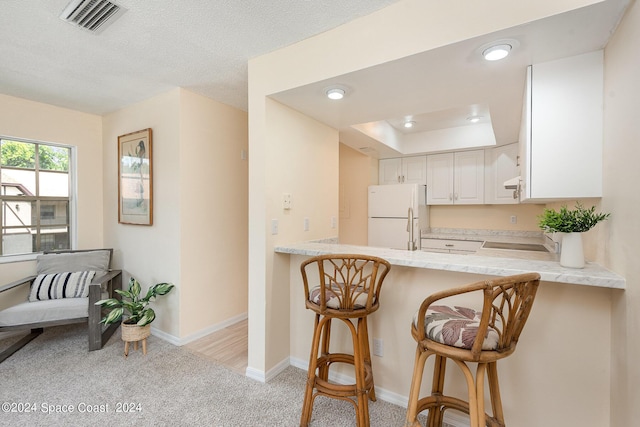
[28,271,96,301]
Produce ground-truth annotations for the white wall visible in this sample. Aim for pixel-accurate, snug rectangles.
[602,1,640,425]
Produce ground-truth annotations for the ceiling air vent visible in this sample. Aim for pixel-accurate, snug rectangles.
[60,0,127,34]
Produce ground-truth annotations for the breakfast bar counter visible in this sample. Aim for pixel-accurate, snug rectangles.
[279,240,622,427]
[275,240,625,289]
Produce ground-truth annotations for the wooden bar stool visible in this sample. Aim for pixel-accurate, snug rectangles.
[299,254,391,427]
[405,273,540,427]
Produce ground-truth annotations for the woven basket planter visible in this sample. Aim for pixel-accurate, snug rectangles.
[121,322,151,342]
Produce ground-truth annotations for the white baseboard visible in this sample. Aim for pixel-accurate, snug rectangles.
[150,312,248,346]
[150,326,180,345]
[245,357,290,383]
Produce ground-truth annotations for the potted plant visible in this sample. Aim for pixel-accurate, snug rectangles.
[96,277,174,353]
[538,203,610,268]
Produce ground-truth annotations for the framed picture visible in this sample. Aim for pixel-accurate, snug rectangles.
[118,128,153,225]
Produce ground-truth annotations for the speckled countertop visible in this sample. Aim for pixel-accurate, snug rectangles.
[274,230,625,289]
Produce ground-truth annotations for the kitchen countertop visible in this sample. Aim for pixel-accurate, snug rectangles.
[275,234,625,289]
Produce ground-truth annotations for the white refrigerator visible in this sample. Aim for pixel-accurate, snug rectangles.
[368,184,428,250]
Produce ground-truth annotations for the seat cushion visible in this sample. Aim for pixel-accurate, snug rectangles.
[28,271,96,301]
[309,283,373,309]
[0,298,89,327]
[414,305,501,350]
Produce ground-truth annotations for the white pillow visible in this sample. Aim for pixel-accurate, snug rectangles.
[29,271,96,302]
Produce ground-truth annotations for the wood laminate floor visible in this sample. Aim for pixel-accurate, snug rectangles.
[185,318,248,374]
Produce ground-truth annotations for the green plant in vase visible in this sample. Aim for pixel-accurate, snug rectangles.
[96,277,174,326]
[96,277,174,356]
[538,203,610,268]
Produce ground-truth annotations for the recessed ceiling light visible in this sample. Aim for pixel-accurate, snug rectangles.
[467,116,483,123]
[404,121,416,128]
[483,44,512,61]
[326,88,345,100]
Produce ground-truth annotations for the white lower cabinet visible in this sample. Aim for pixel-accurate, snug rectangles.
[426,150,484,205]
[421,238,483,254]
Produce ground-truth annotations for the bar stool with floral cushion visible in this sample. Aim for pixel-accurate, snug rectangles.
[299,254,391,427]
[405,272,540,427]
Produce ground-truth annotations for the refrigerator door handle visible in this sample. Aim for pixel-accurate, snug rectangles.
[407,207,416,251]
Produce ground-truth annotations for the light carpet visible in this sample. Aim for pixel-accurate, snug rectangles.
[0,324,412,426]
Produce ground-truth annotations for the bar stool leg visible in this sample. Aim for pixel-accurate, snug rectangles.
[428,355,447,427]
[318,318,332,381]
[349,318,369,427]
[487,362,505,425]
[454,360,480,427]
[405,346,429,427]
[300,314,323,427]
[359,317,376,401]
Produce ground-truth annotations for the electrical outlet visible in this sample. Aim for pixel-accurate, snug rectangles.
[304,217,310,231]
[331,216,337,229]
[282,193,292,210]
[510,215,517,224]
[271,219,278,235]
[373,338,384,357]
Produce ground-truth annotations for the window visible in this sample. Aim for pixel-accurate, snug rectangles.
[0,138,72,256]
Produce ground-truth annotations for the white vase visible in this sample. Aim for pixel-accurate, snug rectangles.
[560,232,585,268]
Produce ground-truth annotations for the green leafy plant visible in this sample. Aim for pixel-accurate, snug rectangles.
[538,203,610,233]
[96,277,174,326]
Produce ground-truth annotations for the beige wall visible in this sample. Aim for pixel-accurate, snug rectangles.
[339,143,377,245]
[249,0,602,377]
[178,90,248,338]
[265,99,338,372]
[428,204,545,230]
[602,1,640,425]
[0,94,103,308]
[102,89,182,336]
[102,88,249,340]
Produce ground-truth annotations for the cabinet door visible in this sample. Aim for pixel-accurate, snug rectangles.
[378,158,402,184]
[485,143,519,204]
[426,153,454,204]
[402,156,427,185]
[522,50,603,201]
[454,150,484,204]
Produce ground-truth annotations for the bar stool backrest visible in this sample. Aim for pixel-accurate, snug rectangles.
[301,254,391,314]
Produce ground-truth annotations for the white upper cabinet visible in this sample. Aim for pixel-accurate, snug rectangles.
[485,143,519,204]
[519,50,603,201]
[427,150,484,205]
[378,156,426,185]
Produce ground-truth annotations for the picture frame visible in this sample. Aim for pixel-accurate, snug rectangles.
[118,128,153,225]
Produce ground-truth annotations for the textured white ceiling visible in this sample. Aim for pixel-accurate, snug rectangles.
[0,0,400,114]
